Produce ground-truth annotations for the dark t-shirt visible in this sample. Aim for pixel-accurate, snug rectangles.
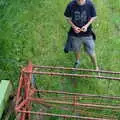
[64,0,96,37]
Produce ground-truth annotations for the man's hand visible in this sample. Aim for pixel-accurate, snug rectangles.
[81,25,88,32]
[73,26,81,33]
[81,17,97,32]
[66,18,81,34]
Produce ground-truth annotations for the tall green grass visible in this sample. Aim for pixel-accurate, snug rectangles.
[0,0,120,119]
[0,0,120,109]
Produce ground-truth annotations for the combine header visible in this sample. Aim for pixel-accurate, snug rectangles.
[15,62,120,120]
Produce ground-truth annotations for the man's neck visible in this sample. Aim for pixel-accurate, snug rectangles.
[77,0,86,5]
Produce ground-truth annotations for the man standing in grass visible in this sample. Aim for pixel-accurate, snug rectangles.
[64,0,98,70]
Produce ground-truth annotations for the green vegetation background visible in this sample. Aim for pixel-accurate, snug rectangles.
[0,0,120,103]
[0,0,120,119]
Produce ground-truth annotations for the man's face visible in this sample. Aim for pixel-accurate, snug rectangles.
[77,0,86,4]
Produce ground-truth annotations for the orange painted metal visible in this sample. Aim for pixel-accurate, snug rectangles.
[15,62,120,120]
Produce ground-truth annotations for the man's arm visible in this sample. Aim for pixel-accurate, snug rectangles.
[81,16,97,32]
[65,17,81,33]
[81,0,97,32]
[64,2,81,34]
[65,17,75,28]
[86,16,97,28]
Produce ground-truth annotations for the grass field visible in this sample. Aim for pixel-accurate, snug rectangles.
[0,0,120,119]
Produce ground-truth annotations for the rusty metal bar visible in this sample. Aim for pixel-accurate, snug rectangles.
[20,112,26,120]
[29,97,120,110]
[16,70,24,106]
[30,71,120,81]
[15,99,28,111]
[33,89,120,100]
[33,65,120,74]
[26,100,116,119]
[23,63,33,98]
[17,110,113,120]
[15,63,120,120]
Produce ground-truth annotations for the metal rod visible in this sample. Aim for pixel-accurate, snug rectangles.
[34,89,120,100]
[17,110,112,120]
[15,99,28,111]
[33,65,120,74]
[15,63,120,120]
[29,97,120,110]
[16,70,24,106]
[29,71,120,81]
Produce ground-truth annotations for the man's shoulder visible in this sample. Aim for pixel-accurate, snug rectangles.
[86,0,94,6]
[67,0,77,8]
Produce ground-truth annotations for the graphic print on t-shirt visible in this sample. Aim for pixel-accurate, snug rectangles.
[74,10,87,26]
[74,11,81,21]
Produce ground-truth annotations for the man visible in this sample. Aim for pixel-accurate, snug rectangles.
[64,0,98,70]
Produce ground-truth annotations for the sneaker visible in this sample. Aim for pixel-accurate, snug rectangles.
[96,66,99,71]
[73,62,80,68]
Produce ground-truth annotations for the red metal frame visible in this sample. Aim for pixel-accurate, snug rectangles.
[15,62,120,120]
